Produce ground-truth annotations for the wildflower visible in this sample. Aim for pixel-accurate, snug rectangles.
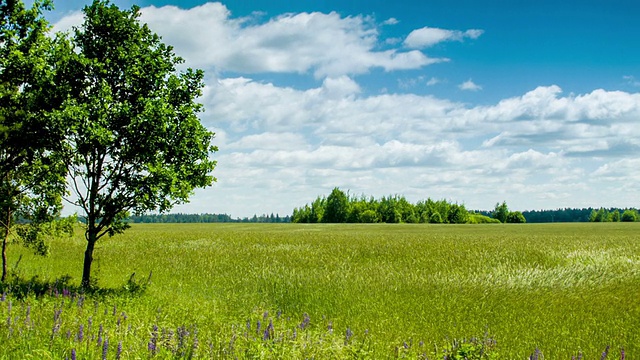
[621,348,625,360]
[102,338,109,360]
[246,319,251,332]
[148,324,158,356]
[601,345,610,360]
[97,324,104,346]
[327,321,333,333]
[263,311,269,320]
[116,341,123,360]
[345,327,353,345]
[263,320,274,341]
[71,348,77,360]
[530,348,542,360]
[299,313,310,330]
[76,324,84,342]
[256,320,261,334]
[1,292,5,301]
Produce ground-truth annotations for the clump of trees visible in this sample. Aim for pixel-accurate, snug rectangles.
[292,190,530,224]
[292,188,475,224]
[589,208,638,222]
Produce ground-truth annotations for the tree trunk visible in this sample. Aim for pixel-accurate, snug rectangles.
[81,232,97,289]
[1,228,7,283]
[1,208,10,283]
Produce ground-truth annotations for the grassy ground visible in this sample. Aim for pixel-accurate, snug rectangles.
[2,222,639,358]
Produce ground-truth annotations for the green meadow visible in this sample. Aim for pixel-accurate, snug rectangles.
[1,223,639,358]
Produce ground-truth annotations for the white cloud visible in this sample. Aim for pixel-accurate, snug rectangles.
[459,79,482,91]
[426,77,442,86]
[382,17,399,25]
[54,3,449,78]
[49,3,640,216]
[404,26,484,48]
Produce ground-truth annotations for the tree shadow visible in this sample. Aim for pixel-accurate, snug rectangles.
[0,271,151,300]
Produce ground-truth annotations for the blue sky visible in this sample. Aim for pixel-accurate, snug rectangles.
[46,0,640,217]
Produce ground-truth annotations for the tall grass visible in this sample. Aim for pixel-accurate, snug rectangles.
[2,223,638,358]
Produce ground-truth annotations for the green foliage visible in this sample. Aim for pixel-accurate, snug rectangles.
[0,0,69,282]
[506,211,526,223]
[53,0,217,287]
[323,187,349,223]
[492,201,509,223]
[294,189,470,224]
[621,209,638,222]
[609,210,621,222]
[468,213,501,224]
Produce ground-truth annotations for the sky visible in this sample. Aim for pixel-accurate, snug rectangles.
[43,0,640,217]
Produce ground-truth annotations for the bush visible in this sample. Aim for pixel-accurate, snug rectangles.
[467,214,501,224]
[506,211,526,223]
[621,209,638,222]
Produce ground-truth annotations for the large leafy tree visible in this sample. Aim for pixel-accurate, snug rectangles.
[0,0,69,282]
[56,0,217,288]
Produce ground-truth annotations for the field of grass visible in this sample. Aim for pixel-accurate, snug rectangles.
[1,222,639,358]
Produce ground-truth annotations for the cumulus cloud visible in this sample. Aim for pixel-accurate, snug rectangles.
[49,3,640,215]
[459,79,482,91]
[404,27,484,48]
[54,3,448,78]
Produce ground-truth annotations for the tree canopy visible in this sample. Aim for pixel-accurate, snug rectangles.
[0,0,70,282]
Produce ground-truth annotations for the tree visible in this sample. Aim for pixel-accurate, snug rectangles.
[323,187,349,223]
[0,0,70,282]
[55,0,217,288]
[621,209,637,222]
[492,201,509,223]
[506,211,526,223]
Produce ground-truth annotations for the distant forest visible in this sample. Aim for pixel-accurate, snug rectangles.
[127,200,638,224]
[128,213,291,223]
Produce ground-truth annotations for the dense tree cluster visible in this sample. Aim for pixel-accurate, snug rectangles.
[292,188,477,224]
[589,208,638,222]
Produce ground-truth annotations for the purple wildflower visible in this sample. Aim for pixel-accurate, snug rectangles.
[116,341,123,360]
[77,324,84,342]
[345,327,353,345]
[246,319,251,331]
[263,311,269,320]
[1,292,5,301]
[601,345,610,360]
[263,320,274,341]
[621,347,625,360]
[148,324,158,356]
[97,324,104,346]
[71,348,77,360]
[102,338,109,360]
[327,321,333,333]
[256,320,261,334]
[299,313,310,330]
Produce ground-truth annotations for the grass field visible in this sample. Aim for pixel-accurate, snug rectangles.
[1,222,639,358]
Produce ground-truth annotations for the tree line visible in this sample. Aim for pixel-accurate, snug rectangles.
[291,188,526,224]
[1,0,216,288]
[128,213,291,223]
